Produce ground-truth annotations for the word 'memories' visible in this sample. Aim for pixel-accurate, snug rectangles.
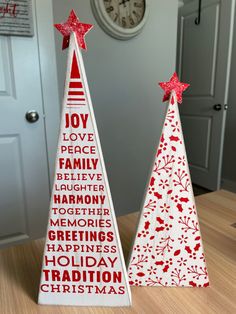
[38,32,131,306]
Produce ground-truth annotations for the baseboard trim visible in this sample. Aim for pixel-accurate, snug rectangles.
[221,178,236,193]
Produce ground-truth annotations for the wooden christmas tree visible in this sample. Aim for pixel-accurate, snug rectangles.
[38,10,131,306]
[127,73,209,288]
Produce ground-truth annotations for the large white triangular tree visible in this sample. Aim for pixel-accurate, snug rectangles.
[38,10,131,306]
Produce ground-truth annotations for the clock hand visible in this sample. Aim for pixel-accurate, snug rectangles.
[128,0,132,18]
[119,0,130,7]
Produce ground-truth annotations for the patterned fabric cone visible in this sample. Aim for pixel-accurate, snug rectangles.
[127,91,209,287]
[38,32,131,306]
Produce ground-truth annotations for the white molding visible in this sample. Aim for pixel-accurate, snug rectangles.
[35,0,60,187]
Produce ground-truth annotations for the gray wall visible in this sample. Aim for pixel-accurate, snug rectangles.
[52,0,178,215]
[222,8,236,191]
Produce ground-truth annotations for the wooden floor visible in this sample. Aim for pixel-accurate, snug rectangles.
[0,190,235,314]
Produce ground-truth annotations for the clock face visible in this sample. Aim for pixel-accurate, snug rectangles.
[91,0,148,40]
[103,0,146,29]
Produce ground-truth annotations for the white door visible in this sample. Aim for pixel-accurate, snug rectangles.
[0,2,51,247]
[177,0,235,190]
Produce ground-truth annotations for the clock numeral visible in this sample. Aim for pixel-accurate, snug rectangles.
[133,10,140,19]
[114,13,119,22]
[106,6,114,13]
[122,17,126,27]
[129,16,135,25]
[134,2,143,8]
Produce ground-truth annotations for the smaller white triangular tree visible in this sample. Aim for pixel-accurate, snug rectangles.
[38,10,131,306]
[127,73,209,287]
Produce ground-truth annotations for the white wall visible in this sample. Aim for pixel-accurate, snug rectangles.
[52,0,178,215]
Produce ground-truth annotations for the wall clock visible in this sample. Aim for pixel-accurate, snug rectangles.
[91,0,149,40]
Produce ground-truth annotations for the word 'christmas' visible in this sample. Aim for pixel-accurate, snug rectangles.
[40,284,125,295]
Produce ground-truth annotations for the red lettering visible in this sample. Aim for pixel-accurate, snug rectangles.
[65,113,88,129]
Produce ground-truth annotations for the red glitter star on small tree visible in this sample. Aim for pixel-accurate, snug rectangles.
[159,72,189,104]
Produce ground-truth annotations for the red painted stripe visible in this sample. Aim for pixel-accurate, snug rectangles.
[70,51,80,78]
[67,98,86,101]
[68,91,84,96]
[67,104,86,106]
[69,82,83,88]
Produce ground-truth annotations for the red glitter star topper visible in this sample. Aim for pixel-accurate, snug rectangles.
[54,10,93,50]
[159,72,189,104]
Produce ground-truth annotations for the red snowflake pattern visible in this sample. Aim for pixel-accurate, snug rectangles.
[160,203,170,213]
[143,243,153,252]
[159,179,169,189]
[166,109,175,123]
[178,155,186,166]
[177,257,187,267]
[171,121,180,132]
[147,266,157,275]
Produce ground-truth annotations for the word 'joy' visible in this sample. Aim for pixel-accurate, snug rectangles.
[65,113,88,129]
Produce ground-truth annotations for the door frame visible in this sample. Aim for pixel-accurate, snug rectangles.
[177,0,235,190]
[35,0,60,186]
